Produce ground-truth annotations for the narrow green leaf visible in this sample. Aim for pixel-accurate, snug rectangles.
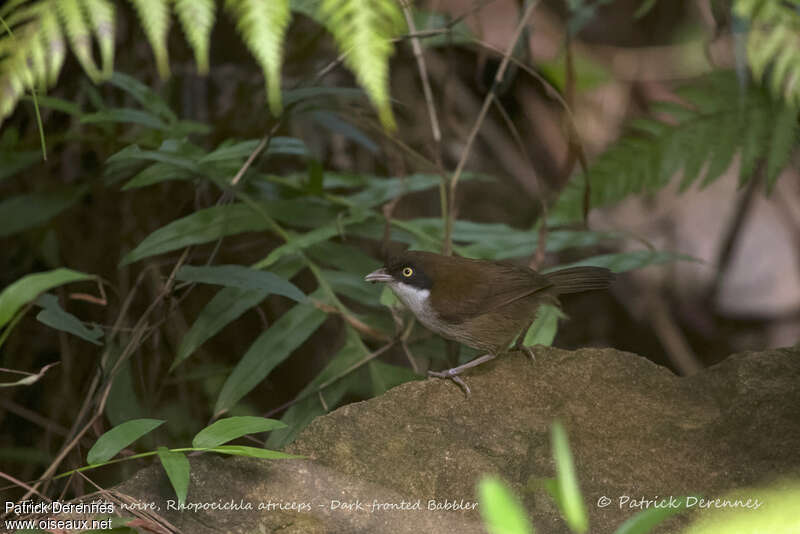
[0,185,87,237]
[551,421,588,533]
[368,360,418,396]
[173,287,269,370]
[173,257,305,369]
[86,419,165,464]
[613,495,696,534]
[265,326,368,448]
[208,445,302,459]
[0,149,41,181]
[634,0,657,19]
[522,304,566,347]
[478,476,534,534]
[192,416,287,448]
[156,447,190,506]
[107,72,176,121]
[214,298,327,414]
[176,265,305,301]
[0,268,92,328]
[255,211,369,268]
[121,203,269,265]
[549,250,697,274]
[35,293,103,345]
[80,108,169,130]
[22,95,82,116]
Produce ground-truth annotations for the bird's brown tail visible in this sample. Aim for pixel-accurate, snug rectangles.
[544,266,614,294]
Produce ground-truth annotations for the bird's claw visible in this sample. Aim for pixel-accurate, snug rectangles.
[427,370,471,396]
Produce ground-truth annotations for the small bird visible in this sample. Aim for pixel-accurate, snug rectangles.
[365,251,613,394]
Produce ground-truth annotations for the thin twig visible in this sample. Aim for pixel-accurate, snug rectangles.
[443,0,541,255]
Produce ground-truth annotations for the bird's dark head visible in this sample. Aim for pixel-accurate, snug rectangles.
[364,251,436,291]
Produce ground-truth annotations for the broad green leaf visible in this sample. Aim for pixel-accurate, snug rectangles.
[265,326,368,448]
[192,416,287,448]
[522,304,566,347]
[551,421,588,533]
[207,445,302,459]
[86,419,165,464]
[157,447,190,506]
[176,265,305,301]
[35,293,103,345]
[214,297,327,414]
[0,185,87,237]
[614,495,696,534]
[548,250,697,274]
[478,476,534,534]
[0,269,93,328]
[121,203,269,265]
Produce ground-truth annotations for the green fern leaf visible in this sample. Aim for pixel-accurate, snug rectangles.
[128,0,172,79]
[317,0,405,129]
[550,71,799,223]
[735,0,800,107]
[56,0,102,82]
[81,0,115,79]
[225,0,290,116]
[765,105,799,191]
[173,0,215,75]
[39,8,66,86]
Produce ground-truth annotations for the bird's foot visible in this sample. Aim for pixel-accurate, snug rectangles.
[427,369,472,396]
[516,344,536,362]
[427,353,498,397]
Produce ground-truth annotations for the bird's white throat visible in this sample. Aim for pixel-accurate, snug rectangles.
[388,282,436,323]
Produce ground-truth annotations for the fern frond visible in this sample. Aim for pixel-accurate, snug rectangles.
[56,0,101,82]
[128,0,171,78]
[318,0,405,129]
[172,0,215,75]
[81,0,115,78]
[551,72,799,222]
[225,0,290,116]
[735,0,800,107]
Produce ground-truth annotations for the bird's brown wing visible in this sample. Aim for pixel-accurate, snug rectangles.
[428,259,554,323]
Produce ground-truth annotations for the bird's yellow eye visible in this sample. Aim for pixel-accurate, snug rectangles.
[402,267,413,277]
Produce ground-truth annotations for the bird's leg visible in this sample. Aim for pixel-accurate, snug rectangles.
[427,353,498,396]
[512,320,536,361]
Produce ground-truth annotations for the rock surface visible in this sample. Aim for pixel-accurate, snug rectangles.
[111,346,800,533]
